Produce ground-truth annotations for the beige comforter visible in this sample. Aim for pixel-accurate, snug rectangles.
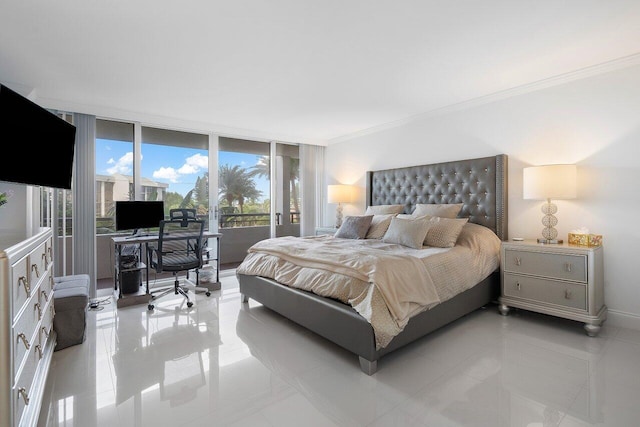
[237,222,501,349]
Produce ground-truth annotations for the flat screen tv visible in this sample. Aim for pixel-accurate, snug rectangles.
[0,84,77,190]
[115,201,165,235]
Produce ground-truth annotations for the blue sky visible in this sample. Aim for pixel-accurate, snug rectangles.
[96,139,270,200]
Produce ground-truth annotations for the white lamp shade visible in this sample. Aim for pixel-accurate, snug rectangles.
[327,184,353,204]
[523,164,577,200]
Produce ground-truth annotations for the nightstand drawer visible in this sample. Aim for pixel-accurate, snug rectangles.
[503,274,586,310]
[503,249,587,283]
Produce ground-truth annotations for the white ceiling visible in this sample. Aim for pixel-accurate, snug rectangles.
[1,1,639,145]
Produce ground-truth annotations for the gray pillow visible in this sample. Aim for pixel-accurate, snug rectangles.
[365,204,405,215]
[381,216,430,249]
[412,203,463,219]
[335,215,374,239]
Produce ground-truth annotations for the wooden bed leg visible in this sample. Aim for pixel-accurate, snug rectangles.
[359,357,377,375]
[241,293,249,303]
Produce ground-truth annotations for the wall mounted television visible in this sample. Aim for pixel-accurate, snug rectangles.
[0,84,76,190]
[115,201,165,235]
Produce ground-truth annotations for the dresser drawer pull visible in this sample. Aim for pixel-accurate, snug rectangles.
[41,326,50,338]
[18,276,31,297]
[18,387,30,405]
[41,290,49,302]
[35,344,43,359]
[565,290,573,299]
[51,305,56,317]
[514,257,521,266]
[31,263,40,278]
[17,333,30,350]
[516,282,521,290]
[565,263,572,272]
[34,302,42,320]
[47,247,53,264]
[42,253,48,269]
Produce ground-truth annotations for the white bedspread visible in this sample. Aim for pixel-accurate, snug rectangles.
[237,222,501,349]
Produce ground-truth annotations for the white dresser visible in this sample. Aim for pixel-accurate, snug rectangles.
[499,240,607,336]
[0,228,56,427]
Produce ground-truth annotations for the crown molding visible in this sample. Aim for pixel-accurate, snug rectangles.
[328,52,640,145]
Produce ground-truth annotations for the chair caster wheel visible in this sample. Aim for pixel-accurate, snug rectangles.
[206,292,211,297]
[148,304,154,310]
[187,302,193,308]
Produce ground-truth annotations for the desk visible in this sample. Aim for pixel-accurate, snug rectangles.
[112,231,222,308]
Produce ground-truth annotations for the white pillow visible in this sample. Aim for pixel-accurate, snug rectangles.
[412,203,463,219]
[365,204,405,215]
[365,214,396,239]
[382,216,430,249]
[423,216,469,248]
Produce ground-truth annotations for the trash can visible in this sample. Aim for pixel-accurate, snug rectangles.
[121,270,141,294]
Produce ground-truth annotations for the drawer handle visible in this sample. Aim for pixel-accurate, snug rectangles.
[516,282,521,291]
[18,276,31,297]
[565,263,572,273]
[35,344,43,359]
[48,247,53,262]
[565,290,572,299]
[34,302,42,320]
[31,263,40,278]
[41,290,49,302]
[41,326,50,338]
[514,257,521,266]
[51,304,56,317]
[18,387,30,405]
[42,253,48,269]
[17,333,30,350]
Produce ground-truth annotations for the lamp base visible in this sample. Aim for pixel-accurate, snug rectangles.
[335,203,343,229]
[537,238,563,244]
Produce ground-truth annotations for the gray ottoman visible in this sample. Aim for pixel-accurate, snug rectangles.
[53,274,90,351]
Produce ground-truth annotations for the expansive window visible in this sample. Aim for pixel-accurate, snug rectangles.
[218,137,270,229]
[95,121,209,234]
[141,127,209,228]
[95,120,135,234]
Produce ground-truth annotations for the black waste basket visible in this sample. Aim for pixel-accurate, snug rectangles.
[121,270,141,294]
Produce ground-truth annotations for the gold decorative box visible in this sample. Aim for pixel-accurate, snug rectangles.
[568,233,602,247]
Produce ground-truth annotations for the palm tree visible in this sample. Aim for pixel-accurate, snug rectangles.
[218,164,262,214]
[250,155,300,212]
[193,173,209,214]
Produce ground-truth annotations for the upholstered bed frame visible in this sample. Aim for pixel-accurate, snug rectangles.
[238,154,508,374]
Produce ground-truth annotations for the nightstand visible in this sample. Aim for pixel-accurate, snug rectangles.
[315,226,337,236]
[499,240,607,336]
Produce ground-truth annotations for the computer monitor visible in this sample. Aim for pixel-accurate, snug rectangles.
[115,201,165,235]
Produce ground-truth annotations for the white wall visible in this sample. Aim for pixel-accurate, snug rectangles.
[325,63,640,330]
[0,182,27,236]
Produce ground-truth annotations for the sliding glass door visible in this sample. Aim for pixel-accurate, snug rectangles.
[217,138,300,268]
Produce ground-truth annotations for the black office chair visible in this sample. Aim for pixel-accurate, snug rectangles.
[146,213,210,310]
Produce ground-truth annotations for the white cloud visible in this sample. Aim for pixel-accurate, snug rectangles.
[106,152,133,175]
[153,167,180,183]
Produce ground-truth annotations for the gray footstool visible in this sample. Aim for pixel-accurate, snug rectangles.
[53,274,90,351]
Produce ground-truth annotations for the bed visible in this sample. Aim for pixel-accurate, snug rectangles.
[237,154,508,374]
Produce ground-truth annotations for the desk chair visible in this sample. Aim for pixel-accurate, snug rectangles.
[146,215,210,310]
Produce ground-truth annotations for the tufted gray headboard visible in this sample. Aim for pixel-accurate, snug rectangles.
[366,154,508,241]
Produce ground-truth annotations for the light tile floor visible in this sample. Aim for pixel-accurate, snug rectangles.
[38,275,640,426]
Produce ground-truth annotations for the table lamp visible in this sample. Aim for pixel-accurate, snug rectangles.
[523,164,577,244]
[327,184,353,228]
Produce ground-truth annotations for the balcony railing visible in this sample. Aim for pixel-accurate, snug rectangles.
[219,212,300,228]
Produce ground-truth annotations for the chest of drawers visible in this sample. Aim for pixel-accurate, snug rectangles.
[499,240,607,336]
[1,228,56,427]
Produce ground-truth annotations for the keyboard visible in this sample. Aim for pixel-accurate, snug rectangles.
[121,245,138,256]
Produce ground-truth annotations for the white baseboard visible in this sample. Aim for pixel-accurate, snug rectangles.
[605,309,640,331]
